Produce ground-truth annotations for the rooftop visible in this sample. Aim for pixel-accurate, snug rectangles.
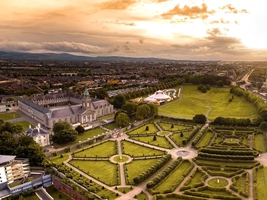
[0,155,16,165]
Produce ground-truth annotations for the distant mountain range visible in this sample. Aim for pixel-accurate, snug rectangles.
[0,51,171,62]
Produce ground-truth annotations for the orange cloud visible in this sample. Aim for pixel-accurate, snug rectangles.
[161,3,215,20]
[220,4,249,14]
[98,0,138,10]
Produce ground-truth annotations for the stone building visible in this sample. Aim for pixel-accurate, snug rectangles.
[18,88,114,129]
[24,124,50,147]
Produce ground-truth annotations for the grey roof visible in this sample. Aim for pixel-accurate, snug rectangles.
[51,107,74,118]
[33,93,83,101]
[0,155,16,165]
[25,127,49,137]
[20,99,50,114]
[92,100,110,109]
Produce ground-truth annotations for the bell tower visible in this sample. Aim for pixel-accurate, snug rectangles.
[82,87,92,109]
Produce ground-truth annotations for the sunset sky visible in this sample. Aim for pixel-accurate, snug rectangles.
[1,0,267,60]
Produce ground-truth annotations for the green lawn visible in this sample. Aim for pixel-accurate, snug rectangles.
[254,134,266,152]
[185,168,207,187]
[46,185,72,200]
[208,178,228,187]
[15,121,34,131]
[158,85,258,120]
[231,172,249,197]
[158,122,192,131]
[170,131,193,147]
[125,158,161,185]
[104,122,119,130]
[69,160,119,186]
[0,112,20,120]
[127,123,159,135]
[195,131,214,148]
[254,167,267,200]
[136,191,149,200]
[122,140,165,157]
[130,136,173,149]
[73,141,117,157]
[50,153,69,165]
[76,127,107,141]
[153,160,193,193]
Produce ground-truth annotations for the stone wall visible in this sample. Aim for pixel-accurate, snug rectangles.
[52,176,87,200]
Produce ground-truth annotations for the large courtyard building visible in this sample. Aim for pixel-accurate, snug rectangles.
[18,88,114,129]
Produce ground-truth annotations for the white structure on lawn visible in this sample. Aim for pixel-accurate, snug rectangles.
[144,90,171,103]
[18,88,114,129]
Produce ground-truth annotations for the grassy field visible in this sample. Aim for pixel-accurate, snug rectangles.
[104,122,119,130]
[0,112,21,120]
[69,160,119,186]
[158,122,192,131]
[208,178,228,187]
[136,192,149,200]
[46,185,72,200]
[50,153,69,165]
[76,127,107,141]
[122,140,165,157]
[232,172,249,197]
[158,85,258,120]
[130,136,173,149]
[254,134,266,152]
[15,121,34,131]
[127,123,159,135]
[185,169,207,187]
[254,167,267,200]
[195,131,214,148]
[170,131,193,147]
[74,141,117,157]
[153,160,193,193]
[125,158,161,185]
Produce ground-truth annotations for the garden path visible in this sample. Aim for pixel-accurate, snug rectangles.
[248,169,254,200]
[63,154,124,196]
[205,106,212,117]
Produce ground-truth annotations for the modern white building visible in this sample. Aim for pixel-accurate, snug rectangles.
[0,155,30,189]
[18,88,114,129]
[144,90,171,103]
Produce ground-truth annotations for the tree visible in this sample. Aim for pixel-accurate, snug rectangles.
[52,129,78,144]
[153,135,157,141]
[148,104,158,118]
[197,84,205,90]
[52,121,72,134]
[136,104,151,120]
[121,102,137,117]
[113,94,126,109]
[75,125,85,135]
[146,126,149,131]
[217,80,224,87]
[115,112,130,127]
[180,132,184,137]
[259,122,267,131]
[201,87,207,93]
[206,84,211,90]
[193,114,206,124]
[171,124,174,129]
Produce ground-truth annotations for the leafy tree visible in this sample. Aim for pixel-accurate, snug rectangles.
[52,121,72,134]
[121,102,137,117]
[153,135,157,141]
[193,114,206,124]
[146,126,149,131]
[52,129,78,144]
[197,84,205,90]
[148,104,158,118]
[75,125,85,135]
[113,94,126,109]
[259,122,267,131]
[180,132,184,137]
[217,80,224,87]
[201,87,207,93]
[136,104,151,120]
[171,124,174,129]
[115,112,130,127]
[206,84,211,90]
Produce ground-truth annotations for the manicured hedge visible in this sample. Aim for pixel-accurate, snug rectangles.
[133,154,171,184]
[146,157,182,188]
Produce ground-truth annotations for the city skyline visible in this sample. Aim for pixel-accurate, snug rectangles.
[1,0,267,60]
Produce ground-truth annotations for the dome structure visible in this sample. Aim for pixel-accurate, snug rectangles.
[149,90,171,101]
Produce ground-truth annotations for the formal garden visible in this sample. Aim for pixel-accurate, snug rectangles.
[47,116,267,200]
